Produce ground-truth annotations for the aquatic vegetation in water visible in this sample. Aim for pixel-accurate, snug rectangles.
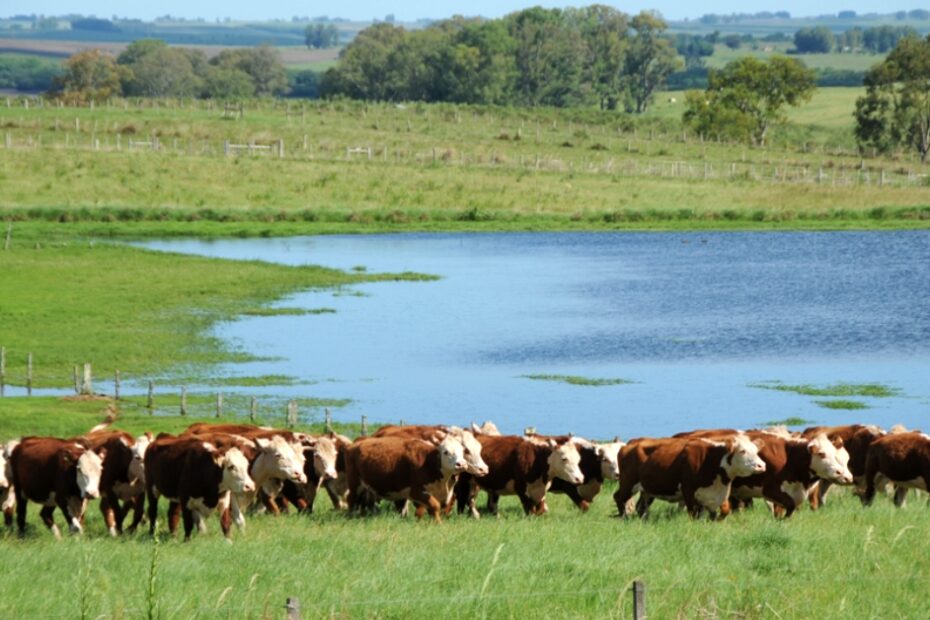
[749,381,900,398]
[521,374,635,387]
[762,417,815,427]
[814,400,869,410]
[241,307,336,316]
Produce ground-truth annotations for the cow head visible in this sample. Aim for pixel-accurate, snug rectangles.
[722,434,766,478]
[128,433,152,485]
[452,429,488,476]
[596,440,624,481]
[308,436,338,480]
[548,441,584,485]
[255,436,307,485]
[217,447,256,494]
[808,434,853,484]
[0,444,10,494]
[74,446,105,500]
[470,421,501,436]
[437,435,468,476]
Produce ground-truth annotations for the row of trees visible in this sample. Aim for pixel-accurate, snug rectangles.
[49,40,288,103]
[794,25,918,54]
[320,7,681,113]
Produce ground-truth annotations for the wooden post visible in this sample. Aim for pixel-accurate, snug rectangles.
[114,370,120,401]
[324,408,332,433]
[278,139,285,159]
[360,415,368,437]
[250,396,257,422]
[147,381,154,412]
[216,393,223,418]
[81,363,92,396]
[4,222,12,250]
[287,400,298,428]
[26,352,32,397]
[285,597,301,620]
[4,133,10,149]
[224,140,230,157]
[0,346,5,397]
[180,387,188,416]
[632,581,646,620]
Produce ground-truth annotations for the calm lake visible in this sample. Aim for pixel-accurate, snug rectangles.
[138,231,930,438]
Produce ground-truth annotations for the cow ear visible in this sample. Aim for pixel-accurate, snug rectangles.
[752,439,765,449]
[831,437,844,449]
[212,451,225,467]
[96,447,107,460]
[60,452,75,466]
[470,422,482,435]
[547,438,557,448]
[255,437,271,450]
[613,436,620,443]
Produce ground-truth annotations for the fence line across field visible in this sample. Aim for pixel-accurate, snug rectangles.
[1,130,924,189]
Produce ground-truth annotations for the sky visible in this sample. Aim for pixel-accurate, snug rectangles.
[2,1,918,23]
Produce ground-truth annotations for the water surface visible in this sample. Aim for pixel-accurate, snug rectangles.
[137,232,930,437]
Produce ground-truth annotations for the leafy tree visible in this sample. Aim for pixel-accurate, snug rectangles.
[203,66,255,99]
[289,69,320,98]
[507,7,585,107]
[862,26,917,53]
[321,23,406,100]
[683,56,815,146]
[121,46,202,97]
[855,36,930,161]
[447,19,515,104]
[211,45,288,96]
[621,11,680,113]
[48,49,127,104]
[723,34,742,50]
[305,23,339,49]
[794,27,834,53]
[675,33,714,70]
[570,4,629,110]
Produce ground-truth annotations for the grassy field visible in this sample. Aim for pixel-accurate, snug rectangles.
[1,96,929,231]
[1,394,927,619]
[706,42,884,72]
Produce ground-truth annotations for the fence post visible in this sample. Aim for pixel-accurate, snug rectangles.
[0,346,5,397]
[180,386,188,416]
[147,381,154,413]
[250,396,257,422]
[114,369,120,401]
[4,222,11,250]
[632,581,646,620]
[324,408,332,433]
[216,393,223,418]
[285,597,300,620]
[360,415,368,437]
[224,140,230,157]
[278,139,285,159]
[26,353,33,396]
[81,363,92,396]
[287,400,298,428]
[73,365,80,394]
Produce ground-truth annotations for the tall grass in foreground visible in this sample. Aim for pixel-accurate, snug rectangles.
[1,489,927,618]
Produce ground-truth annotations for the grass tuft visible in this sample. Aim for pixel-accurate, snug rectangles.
[814,399,870,410]
[521,374,635,387]
[749,381,900,398]
[762,417,815,427]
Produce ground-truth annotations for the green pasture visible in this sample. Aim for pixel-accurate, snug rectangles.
[706,43,884,72]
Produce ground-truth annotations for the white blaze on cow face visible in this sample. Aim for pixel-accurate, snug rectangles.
[722,435,766,478]
[808,434,854,484]
[128,434,152,485]
[596,442,624,481]
[0,446,9,492]
[75,448,105,500]
[549,442,584,485]
[310,437,339,480]
[437,436,468,476]
[219,447,256,494]
[256,436,307,485]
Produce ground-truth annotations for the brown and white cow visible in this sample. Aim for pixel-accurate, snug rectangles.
[801,424,885,506]
[863,431,930,507]
[345,434,468,523]
[455,435,585,518]
[613,434,765,519]
[77,430,151,536]
[273,434,340,514]
[729,432,853,517]
[10,437,105,538]
[144,434,255,541]
[373,425,489,477]
[524,433,623,511]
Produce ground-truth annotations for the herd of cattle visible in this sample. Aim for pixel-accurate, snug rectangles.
[1,420,928,540]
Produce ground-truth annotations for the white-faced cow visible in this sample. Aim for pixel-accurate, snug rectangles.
[0,439,16,528]
[78,430,152,536]
[10,437,105,538]
[345,435,468,523]
[455,435,585,518]
[144,434,255,541]
[613,434,765,519]
[524,433,624,511]
[801,424,885,506]
[273,434,340,514]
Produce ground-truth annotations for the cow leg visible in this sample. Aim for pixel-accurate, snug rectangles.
[613,477,637,518]
[810,480,827,510]
[230,495,247,531]
[893,486,909,508]
[3,506,12,529]
[146,489,159,536]
[415,492,442,523]
[39,505,61,539]
[259,491,281,517]
[486,491,500,516]
[100,496,118,537]
[62,496,86,534]
[15,490,28,537]
[560,485,588,511]
[181,504,195,541]
[517,488,537,516]
[124,495,145,534]
[167,501,181,534]
[325,477,348,510]
[395,500,409,517]
[219,507,233,540]
[765,488,798,519]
